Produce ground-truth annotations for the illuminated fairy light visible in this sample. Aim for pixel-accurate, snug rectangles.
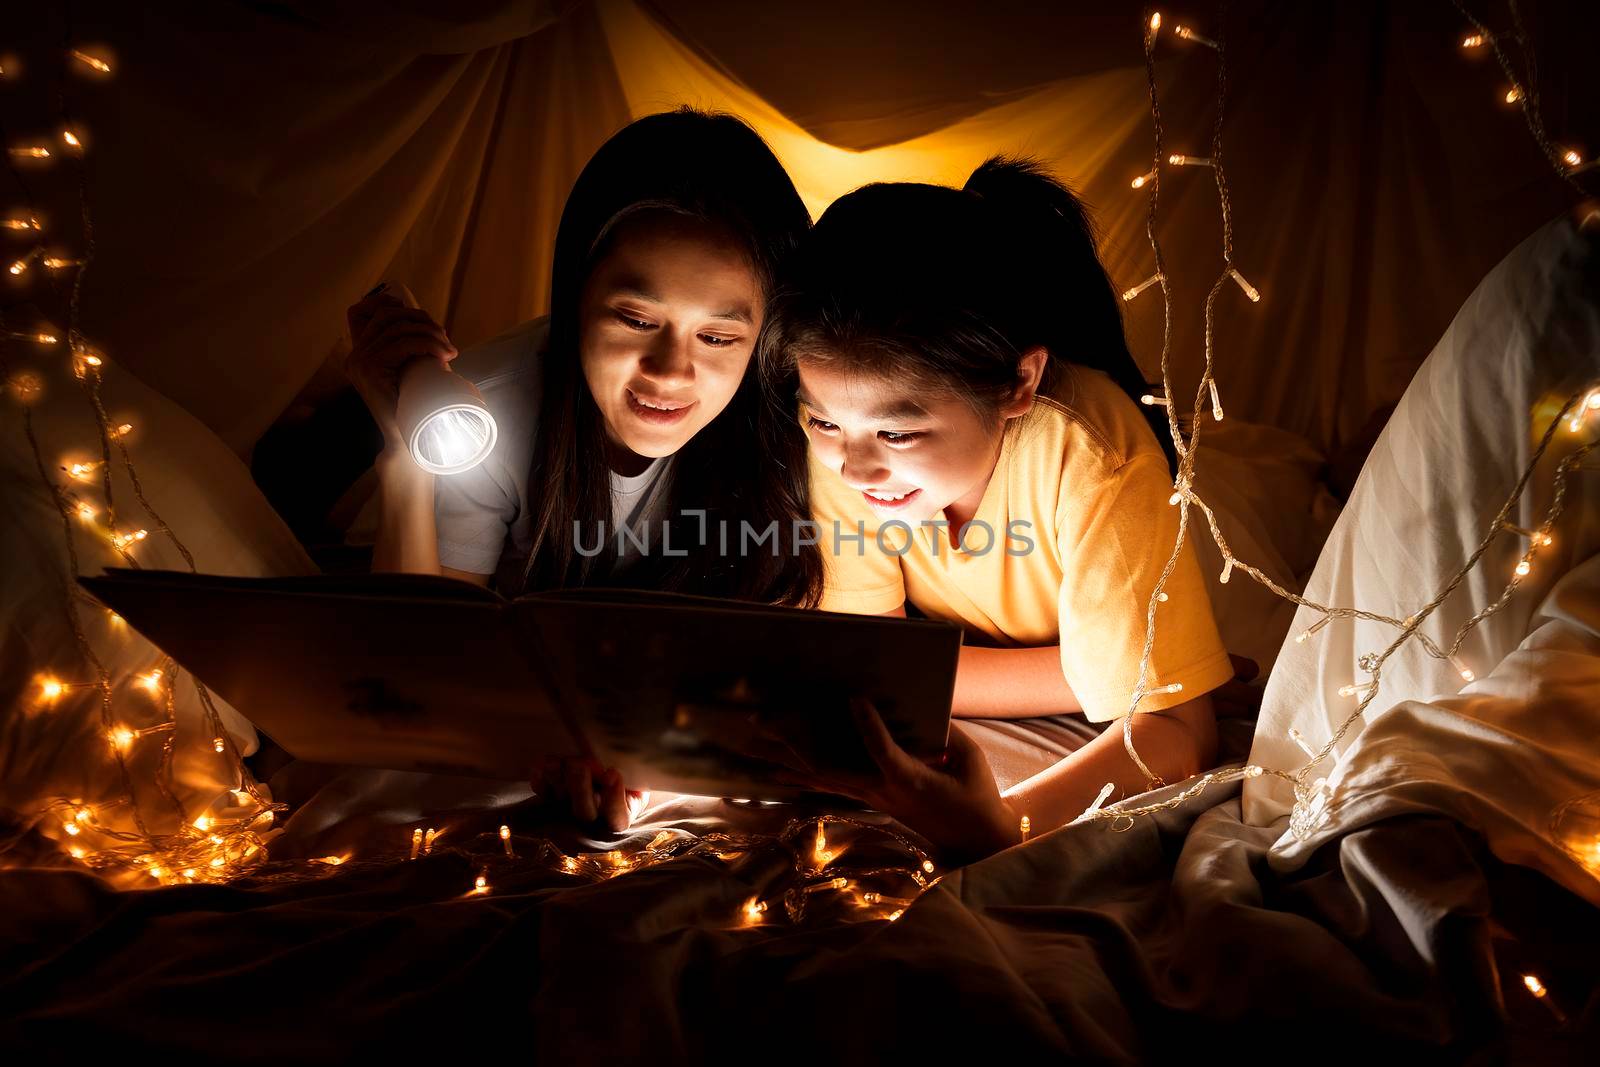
[1140,391,1171,407]
[137,668,164,693]
[212,737,225,753]
[1219,558,1233,584]
[1131,168,1157,189]
[39,677,65,702]
[887,909,904,921]
[109,422,133,439]
[1122,272,1163,302]
[43,256,84,270]
[472,873,489,895]
[110,529,149,550]
[1522,973,1568,1023]
[1504,85,1523,105]
[9,249,38,275]
[744,898,767,924]
[62,821,80,836]
[1019,814,1031,842]
[1,216,41,230]
[500,824,514,857]
[194,815,212,831]
[1175,25,1219,49]
[1077,782,1116,823]
[423,827,441,854]
[1450,656,1476,683]
[1460,33,1490,49]
[62,129,83,150]
[1562,149,1583,167]
[1504,522,1554,547]
[409,828,423,860]
[8,145,51,160]
[562,856,578,873]
[921,859,935,874]
[1514,558,1532,577]
[1226,267,1261,302]
[812,819,834,867]
[108,726,136,751]
[1148,12,1161,39]
[3,331,57,347]
[1295,614,1333,643]
[70,50,112,74]
[1167,153,1213,167]
[67,460,101,479]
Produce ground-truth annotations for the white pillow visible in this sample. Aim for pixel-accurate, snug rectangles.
[1,350,316,851]
[1243,213,1600,824]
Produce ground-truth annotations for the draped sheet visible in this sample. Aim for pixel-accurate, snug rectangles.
[5,1,1590,462]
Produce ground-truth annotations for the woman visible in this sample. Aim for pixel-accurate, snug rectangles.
[344,110,823,829]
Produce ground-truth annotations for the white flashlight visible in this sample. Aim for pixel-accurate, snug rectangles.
[381,282,498,476]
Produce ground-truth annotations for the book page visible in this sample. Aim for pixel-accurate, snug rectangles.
[80,571,583,778]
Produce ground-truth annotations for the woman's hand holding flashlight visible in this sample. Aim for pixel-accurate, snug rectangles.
[344,282,459,452]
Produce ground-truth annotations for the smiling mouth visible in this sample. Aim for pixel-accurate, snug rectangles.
[861,487,921,510]
[627,389,696,424]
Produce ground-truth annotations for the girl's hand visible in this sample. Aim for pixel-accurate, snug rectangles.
[343,283,459,451]
[531,755,646,834]
[778,699,1022,866]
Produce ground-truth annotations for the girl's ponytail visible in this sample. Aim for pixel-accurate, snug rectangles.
[963,157,1177,473]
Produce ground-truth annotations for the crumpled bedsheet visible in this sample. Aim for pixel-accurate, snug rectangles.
[5,759,1595,1064]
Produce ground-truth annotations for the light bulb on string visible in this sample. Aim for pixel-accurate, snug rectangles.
[1175,25,1219,49]
[1122,273,1163,302]
[69,49,112,75]
[1504,85,1523,104]
[1131,169,1157,189]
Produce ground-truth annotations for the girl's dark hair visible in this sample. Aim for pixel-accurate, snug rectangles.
[521,108,822,605]
[762,156,1176,473]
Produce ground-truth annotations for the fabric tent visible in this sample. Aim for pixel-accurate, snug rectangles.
[5,0,1595,471]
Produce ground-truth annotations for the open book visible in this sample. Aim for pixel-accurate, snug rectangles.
[79,569,962,801]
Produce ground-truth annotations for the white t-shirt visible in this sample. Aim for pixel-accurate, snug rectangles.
[433,317,674,590]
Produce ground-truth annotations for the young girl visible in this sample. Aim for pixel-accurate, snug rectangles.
[344,110,823,829]
[761,159,1234,863]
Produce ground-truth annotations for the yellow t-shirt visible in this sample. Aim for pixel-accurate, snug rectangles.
[809,366,1233,722]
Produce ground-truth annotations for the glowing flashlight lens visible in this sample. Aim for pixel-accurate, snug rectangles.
[412,406,496,475]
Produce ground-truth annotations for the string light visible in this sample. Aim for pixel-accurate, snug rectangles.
[1,216,41,230]
[1122,272,1163,301]
[500,824,514,857]
[1295,613,1333,643]
[212,737,225,753]
[43,256,84,270]
[1175,25,1220,50]
[1449,656,1475,683]
[423,827,440,854]
[137,668,164,692]
[1130,168,1157,189]
[1226,267,1260,302]
[9,248,38,275]
[744,898,767,924]
[1504,85,1523,105]
[1019,814,1031,841]
[1140,390,1171,407]
[472,873,489,895]
[62,129,83,150]
[1461,33,1491,49]
[69,49,111,74]
[1167,153,1213,167]
[409,828,423,860]
[7,146,52,159]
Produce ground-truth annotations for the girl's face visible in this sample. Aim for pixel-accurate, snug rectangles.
[578,214,762,465]
[797,360,1024,526]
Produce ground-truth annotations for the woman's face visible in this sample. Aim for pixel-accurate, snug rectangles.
[578,214,762,465]
[796,360,1010,526]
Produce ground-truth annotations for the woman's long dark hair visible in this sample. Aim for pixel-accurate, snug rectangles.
[761,156,1176,474]
[521,109,822,606]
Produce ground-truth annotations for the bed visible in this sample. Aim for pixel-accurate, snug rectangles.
[4,122,1599,1067]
